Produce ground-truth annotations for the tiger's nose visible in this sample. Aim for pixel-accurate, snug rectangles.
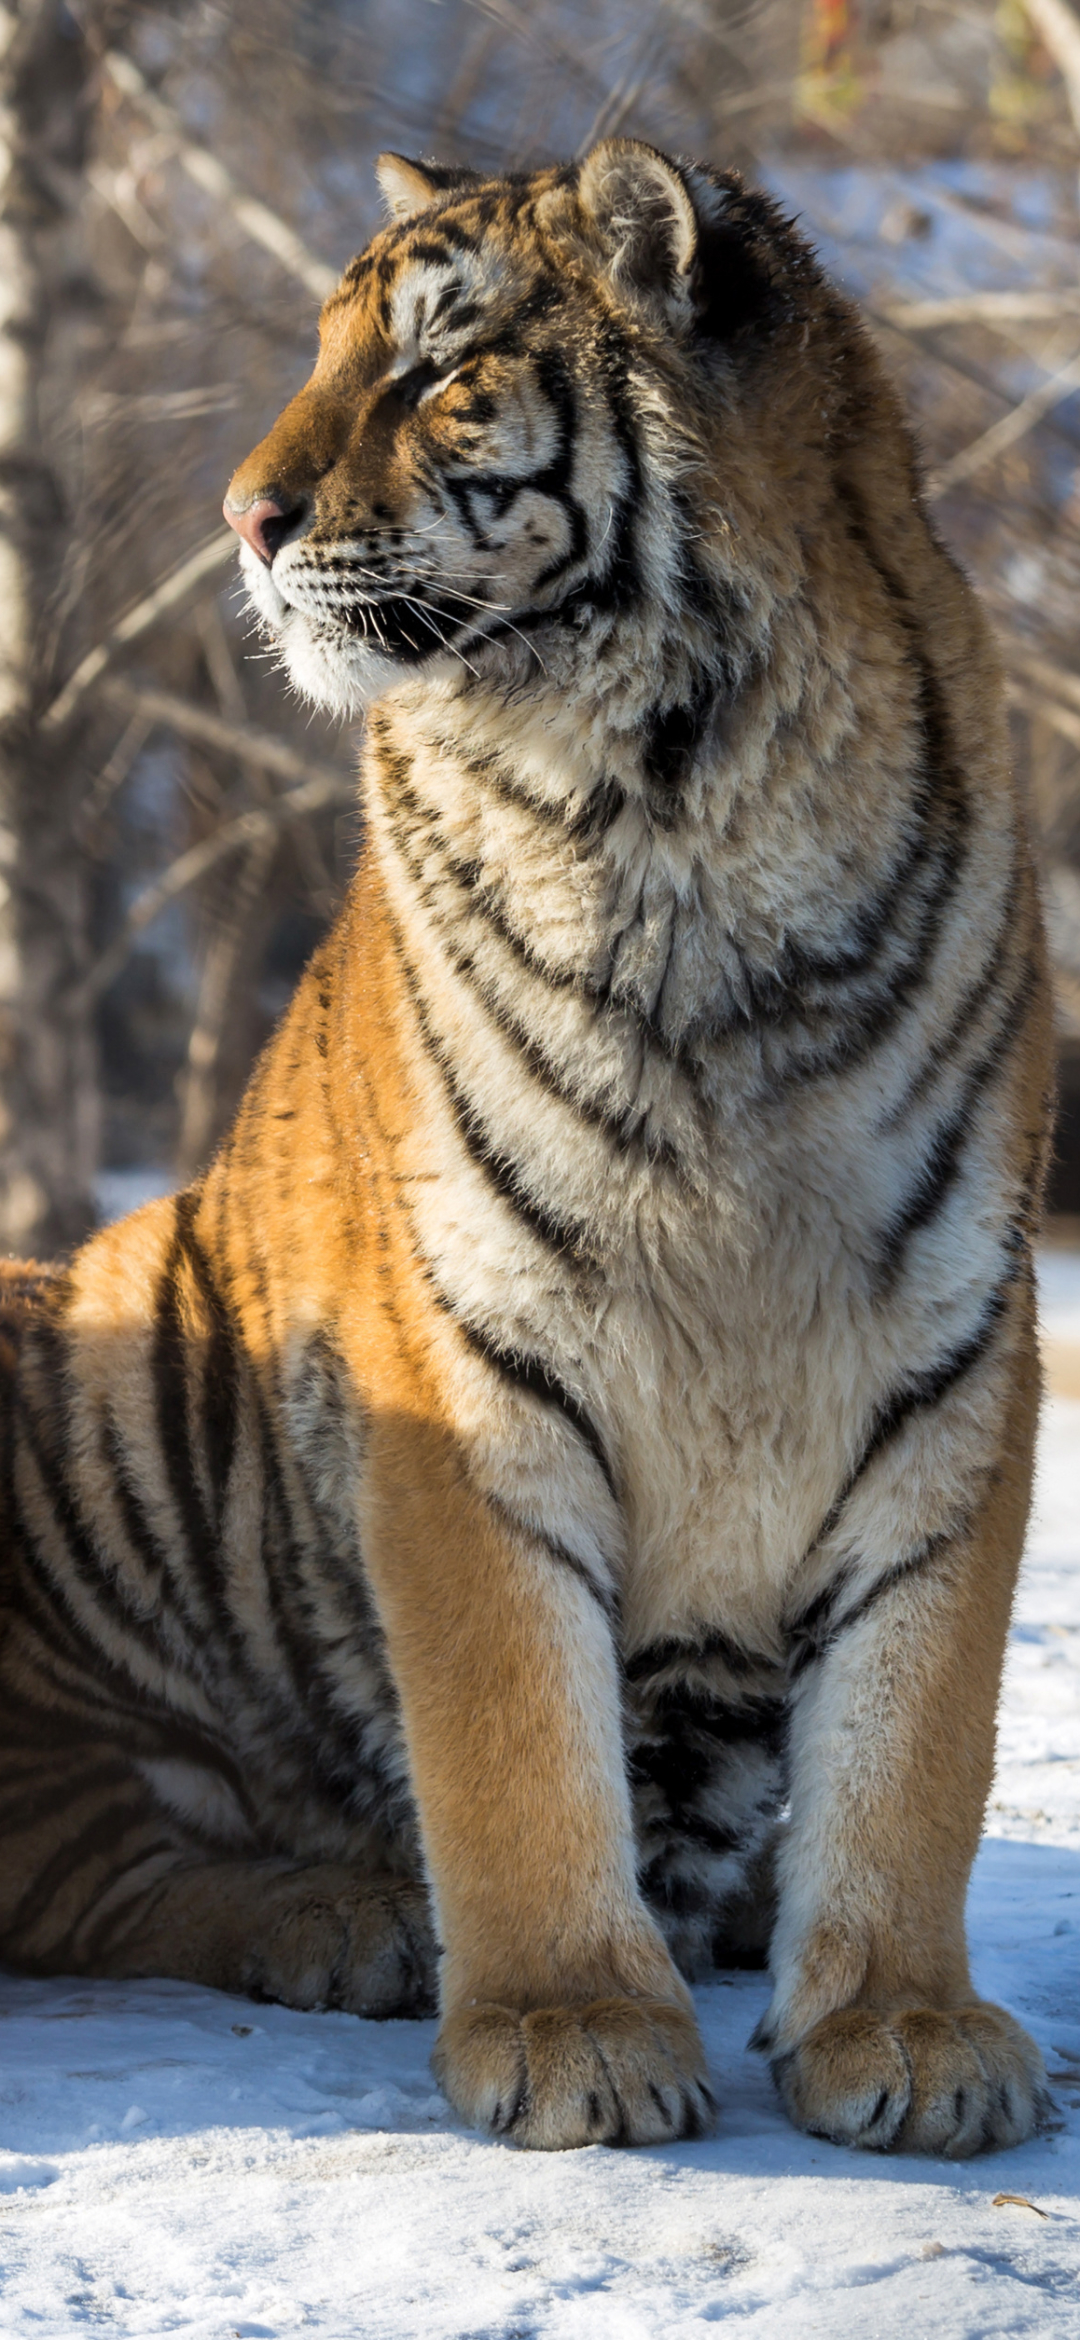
[222,494,306,566]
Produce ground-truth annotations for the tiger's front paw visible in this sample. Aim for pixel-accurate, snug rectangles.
[433,1996,716,2150]
[774,2002,1051,2157]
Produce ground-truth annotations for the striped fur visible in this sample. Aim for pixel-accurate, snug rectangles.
[0,142,1054,2154]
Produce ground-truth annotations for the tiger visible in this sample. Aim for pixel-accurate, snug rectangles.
[0,138,1054,2157]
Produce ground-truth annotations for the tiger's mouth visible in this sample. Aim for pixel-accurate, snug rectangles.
[247,540,494,667]
[332,585,489,664]
[236,537,502,711]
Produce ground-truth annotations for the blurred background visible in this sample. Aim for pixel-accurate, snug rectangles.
[2,0,1080,1254]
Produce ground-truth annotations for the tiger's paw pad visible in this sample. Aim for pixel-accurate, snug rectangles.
[433,1996,717,2150]
[774,2002,1051,2157]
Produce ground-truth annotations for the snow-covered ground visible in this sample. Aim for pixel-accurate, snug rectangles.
[0,1263,1077,2338]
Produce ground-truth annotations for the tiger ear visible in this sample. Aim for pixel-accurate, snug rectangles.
[375,153,480,223]
[576,139,699,301]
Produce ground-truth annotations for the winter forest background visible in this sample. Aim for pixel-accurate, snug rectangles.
[3,0,1080,1255]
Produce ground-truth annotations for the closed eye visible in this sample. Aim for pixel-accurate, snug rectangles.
[392,359,460,409]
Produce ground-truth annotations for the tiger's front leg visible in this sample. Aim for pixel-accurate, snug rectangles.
[759,1325,1051,2158]
[361,1409,715,2150]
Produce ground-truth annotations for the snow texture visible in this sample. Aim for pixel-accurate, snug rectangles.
[0,1263,1076,2337]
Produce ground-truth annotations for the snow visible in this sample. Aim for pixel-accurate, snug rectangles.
[0,1265,1077,2337]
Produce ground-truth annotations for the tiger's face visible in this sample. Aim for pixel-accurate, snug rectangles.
[224,143,778,714]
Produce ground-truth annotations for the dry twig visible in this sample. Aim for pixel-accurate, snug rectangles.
[928,345,1080,495]
[43,534,236,731]
[96,677,354,792]
[178,827,280,1174]
[1008,647,1080,714]
[882,291,1080,328]
[1018,0,1080,137]
[1007,679,1080,751]
[72,766,356,1012]
[103,51,339,301]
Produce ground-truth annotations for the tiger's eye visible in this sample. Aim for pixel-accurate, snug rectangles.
[392,360,445,409]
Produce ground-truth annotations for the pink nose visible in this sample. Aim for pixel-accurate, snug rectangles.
[222,495,293,566]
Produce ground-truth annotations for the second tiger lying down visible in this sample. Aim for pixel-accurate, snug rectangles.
[0,140,1053,2154]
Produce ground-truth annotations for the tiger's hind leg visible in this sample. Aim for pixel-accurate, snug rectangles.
[0,1735,437,2015]
[88,1859,438,2016]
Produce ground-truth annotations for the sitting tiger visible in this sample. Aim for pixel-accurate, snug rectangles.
[0,139,1053,2157]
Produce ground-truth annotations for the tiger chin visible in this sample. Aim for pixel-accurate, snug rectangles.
[0,139,1054,2158]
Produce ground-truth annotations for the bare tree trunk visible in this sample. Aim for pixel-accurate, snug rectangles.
[0,0,97,1254]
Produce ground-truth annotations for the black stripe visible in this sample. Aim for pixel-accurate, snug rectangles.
[486,1493,615,1619]
[152,1200,237,1649]
[451,1312,616,1502]
[388,915,596,1264]
[887,861,1020,1121]
[420,214,481,257]
[377,736,594,984]
[680,474,969,1089]
[0,1758,133,1846]
[7,1508,127,1686]
[874,960,1037,1291]
[856,1274,1015,1479]
[230,1248,369,1786]
[178,1209,240,1527]
[400,237,455,268]
[150,1202,335,1757]
[98,1411,201,1652]
[72,1837,187,1966]
[224,1237,406,1819]
[445,313,645,644]
[623,1628,762,1685]
[16,1331,177,1673]
[630,1688,787,1775]
[641,687,714,825]
[374,737,687,1094]
[3,1796,154,1951]
[800,1257,1021,1565]
[383,788,680,1165]
[443,341,586,594]
[788,1523,960,1678]
[0,1573,262,1844]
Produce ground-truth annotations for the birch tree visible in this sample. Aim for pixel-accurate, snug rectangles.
[0,0,96,1254]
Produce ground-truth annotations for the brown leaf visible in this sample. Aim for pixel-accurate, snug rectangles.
[992,2193,1049,2217]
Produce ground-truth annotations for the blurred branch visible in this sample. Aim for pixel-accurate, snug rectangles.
[1007,680,1080,750]
[98,683,344,917]
[1009,647,1080,713]
[1017,0,1080,136]
[87,159,162,251]
[72,766,357,1012]
[97,678,353,793]
[103,51,338,301]
[927,345,1080,494]
[576,51,658,151]
[178,827,279,1176]
[196,600,248,727]
[77,705,154,843]
[882,291,1080,327]
[42,534,236,731]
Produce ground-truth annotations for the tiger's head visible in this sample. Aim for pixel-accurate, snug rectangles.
[225,141,821,716]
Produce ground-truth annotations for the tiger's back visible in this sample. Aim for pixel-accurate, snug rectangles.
[0,138,1053,2155]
